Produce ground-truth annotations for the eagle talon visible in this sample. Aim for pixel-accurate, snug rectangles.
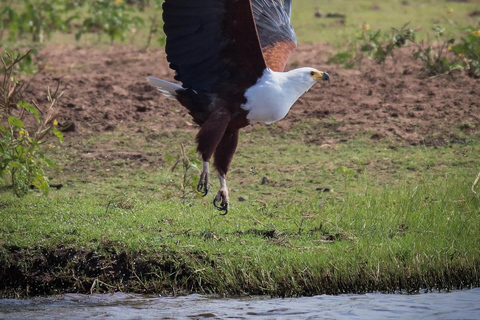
[219,206,228,215]
[213,197,222,210]
[197,163,210,196]
[213,197,228,215]
[197,182,208,196]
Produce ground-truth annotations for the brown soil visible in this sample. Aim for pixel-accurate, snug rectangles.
[23,44,480,146]
[1,244,211,297]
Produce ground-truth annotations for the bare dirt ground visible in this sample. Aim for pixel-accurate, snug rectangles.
[25,43,480,146]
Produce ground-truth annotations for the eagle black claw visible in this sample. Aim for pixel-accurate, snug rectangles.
[197,182,209,196]
[213,198,228,215]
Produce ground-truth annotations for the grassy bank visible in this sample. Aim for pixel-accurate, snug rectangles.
[1,126,479,297]
[1,0,480,299]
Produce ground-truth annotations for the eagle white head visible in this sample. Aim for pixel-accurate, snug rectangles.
[242,67,330,124]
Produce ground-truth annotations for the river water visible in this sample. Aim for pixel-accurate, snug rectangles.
[1,288,479,320]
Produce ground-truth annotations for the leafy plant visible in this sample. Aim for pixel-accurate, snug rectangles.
[0,47,39,75]
[144,0,164,49]
[0,50,63,196]
[1,0,76,43]
[328,23,415,69]
[21,0,76,42]
[0,0,20,42]
[449,27,480,78]
[76,0,144,44]
[168,143,201,201]
[410,26,460,76]
[359,23,414,65]
[328,23,480,78]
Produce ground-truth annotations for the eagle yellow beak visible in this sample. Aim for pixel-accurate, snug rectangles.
[312,71,330,82]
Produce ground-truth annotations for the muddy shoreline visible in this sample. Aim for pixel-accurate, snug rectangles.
[2,244,479,298]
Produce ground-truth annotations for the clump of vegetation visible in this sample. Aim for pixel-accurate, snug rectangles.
[20,0,76,43]
[144,0,165,49]
[0,50,63,196]
[358,23,414,66]
[1,0,153,46]
[327,23,414,69]
[449,27,480,77]
[75,0,144,44]
[405,25,480,77]
[0,0,76,43]
[329,23,480,78]
[410,26,460,76]
[326,45,356,69]
[168,143,201,202]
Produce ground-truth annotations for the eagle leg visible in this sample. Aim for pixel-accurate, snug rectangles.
[212,130,238,215]
[197,161,210,196]
[213,174,229,215]
[195,109,232,200]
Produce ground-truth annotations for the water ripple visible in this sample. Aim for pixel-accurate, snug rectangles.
[1,289,479,320]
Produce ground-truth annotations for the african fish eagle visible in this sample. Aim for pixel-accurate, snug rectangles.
[147,0,330,215]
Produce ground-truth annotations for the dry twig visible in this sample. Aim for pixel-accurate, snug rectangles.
[472,171,480,196]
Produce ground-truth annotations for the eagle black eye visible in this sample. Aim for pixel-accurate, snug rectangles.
[310,71,315,76]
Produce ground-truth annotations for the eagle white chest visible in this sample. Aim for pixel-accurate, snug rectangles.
[241,68,316,124]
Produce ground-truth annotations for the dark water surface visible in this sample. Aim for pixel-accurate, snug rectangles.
[1,288,479,320]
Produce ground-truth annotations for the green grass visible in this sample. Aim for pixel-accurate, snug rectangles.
[1,126,479,296]
[292,0,480,44]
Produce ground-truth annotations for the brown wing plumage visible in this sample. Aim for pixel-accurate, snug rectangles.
[252,0,297,71]
[261,40,296,72]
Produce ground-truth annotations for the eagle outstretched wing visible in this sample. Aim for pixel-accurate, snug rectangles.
[162,0,296,95]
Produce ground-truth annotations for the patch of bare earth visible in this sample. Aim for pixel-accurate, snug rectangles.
[286,44,479,145]
[24,44,479,148]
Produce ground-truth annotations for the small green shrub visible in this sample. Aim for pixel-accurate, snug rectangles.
[327,23,414,69]
[0,50,63,196]
[167,143,201,202]
[409,25,480,77]
[21,0,76,43]
[329,23,480,78]
[334,166,356,189]
[0,1,20,42]
[76,0,144,44]
[449,27,480,78]
[410,26,460,76]
[145,0,164,49]
[0,0,76,43]
[358,23,414,65]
